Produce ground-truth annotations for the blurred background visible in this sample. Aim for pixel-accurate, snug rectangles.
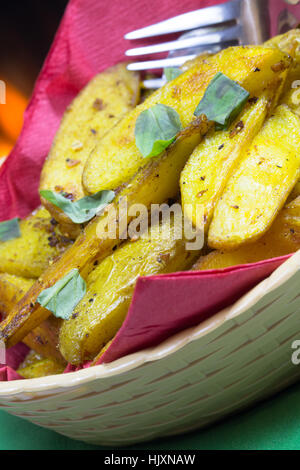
[0,0,68,165]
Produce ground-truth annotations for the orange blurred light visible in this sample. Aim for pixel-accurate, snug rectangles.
[0,81,28,143]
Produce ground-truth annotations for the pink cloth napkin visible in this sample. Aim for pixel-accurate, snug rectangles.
[0,0,299,380]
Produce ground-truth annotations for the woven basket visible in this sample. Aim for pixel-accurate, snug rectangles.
[0,251,299,446]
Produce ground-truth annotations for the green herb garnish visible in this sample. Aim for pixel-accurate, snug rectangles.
[135,104,182,158]
[40,189,115,224]
[194,72,250,130]
[164,67,182,82]
[0,218,20,242]
[37,269,86,320]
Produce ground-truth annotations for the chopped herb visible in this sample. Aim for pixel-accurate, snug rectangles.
[194,72,250,130]
[135,104,182,158]
[40,189,115,224]
[164,67,182,82]
[0,218,21,242]
[36,269,86,320]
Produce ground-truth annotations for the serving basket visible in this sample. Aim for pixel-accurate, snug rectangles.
[0,251,299,446]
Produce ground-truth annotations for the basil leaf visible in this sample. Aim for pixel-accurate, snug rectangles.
[164,67,182,82]
[40,189,115,224]
[135,104,182,158]
[0,218,20,242]
[37,269,86,320]
[194,72,250,130]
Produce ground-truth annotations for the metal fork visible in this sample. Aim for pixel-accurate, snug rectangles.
[124,0,300,88]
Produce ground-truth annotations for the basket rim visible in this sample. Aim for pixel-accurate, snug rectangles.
[0,250,299,397]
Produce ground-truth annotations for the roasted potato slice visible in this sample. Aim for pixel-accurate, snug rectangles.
[194,196,300,270]
[40,63,140,225]
[0,272,64,363]
[0,273,34,316]
[59,215,200,364]
[208,105,300,250]
[83,45,290,195]
[17,356,65,379]
[181,93,274,231]
[0,207,72,278]
[0,116,210,348]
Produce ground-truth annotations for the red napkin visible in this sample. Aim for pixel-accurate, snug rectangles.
[0,0,299,380]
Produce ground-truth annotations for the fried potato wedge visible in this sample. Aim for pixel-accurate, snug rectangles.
[17,356,65,379]
[0,207,72,278]
[265,29,300,92]
[0,273,64,363]
[0,273,34,316]
[59,216,200,365]
[181,93,273,231]
[0,116,210,347]
[83,45,290,195]
[208,105,300,250]
[194,196,300,270]
[40,63,140,225]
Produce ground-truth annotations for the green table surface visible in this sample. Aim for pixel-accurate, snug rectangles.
[0,381,300,450]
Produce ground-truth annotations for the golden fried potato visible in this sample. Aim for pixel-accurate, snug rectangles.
[0,272,65,363]
[91,338,114,365]
[208,105,300,250]
[265,29,300,92]
[17,356,65,379]
[194,196,300,270]
[181,93,274,231]
[0,273,34,316]
[0,207,72,278]
[83,45,290,195]
[59,216,199,364]
[40,63,140,227]
[0,116,210,348]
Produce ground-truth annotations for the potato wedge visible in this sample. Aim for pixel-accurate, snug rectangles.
[0,116,210,348]
[181,93,274,231]
[0,273,34,316]
[0,207,72,278]
[83,45,290,195]
[265,29,300,92]
[194,196,300,270]
[59,215,200,364]
[40,63,140,226]
[17,356,65,379]
[0,272,65,363]
[208,105,300,250]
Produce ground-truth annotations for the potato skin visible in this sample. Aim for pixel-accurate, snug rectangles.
[0,207,72,279]
[208,105,300,250]
[40,63,140,226]
[59,218,200,365]
[193,196,300,270]
[83,46,290,195]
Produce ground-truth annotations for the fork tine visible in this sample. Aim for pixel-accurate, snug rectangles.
[127,55,198,71]
[125,25,241,56]
[124,0,240,40]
